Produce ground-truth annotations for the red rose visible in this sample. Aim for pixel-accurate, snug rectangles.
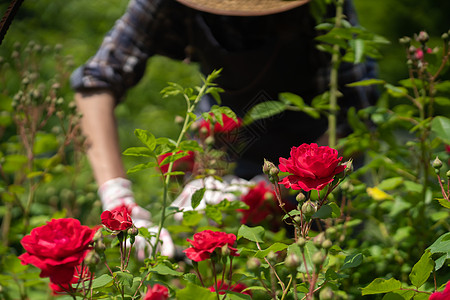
[430,281,450,300]
[278,143,346,191]
[157,150,195,174]
[19,218,96,285]
[101,205,133,231]
[143,284,169,300]
[210,280,252,296]
[199,113,242,137]
[184,230,239,262]
[239,181,276,225]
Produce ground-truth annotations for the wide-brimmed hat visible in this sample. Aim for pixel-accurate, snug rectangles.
[176,0,310,16]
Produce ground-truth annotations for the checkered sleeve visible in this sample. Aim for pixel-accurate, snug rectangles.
[70,0,187,101]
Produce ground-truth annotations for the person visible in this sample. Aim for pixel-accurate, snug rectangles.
[71,0,377,257]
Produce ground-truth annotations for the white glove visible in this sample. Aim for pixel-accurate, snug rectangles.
[98,177,175,258]
[170,175,252,221]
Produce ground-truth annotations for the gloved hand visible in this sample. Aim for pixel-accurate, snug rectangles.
[98,177,175,259]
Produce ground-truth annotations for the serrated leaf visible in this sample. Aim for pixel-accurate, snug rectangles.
[182,210,204,227]
[431,116,450,144]
[279,92,305,108]
[409,250,434,289]
[254,243,289,259]
[385,84,408,98]
[123,147,153,157]
[91,274,113,289]
[176,283,216,300]
[150,264,183,276]
[341,253,363,270]
[243,101,286,125]
[382,290,414,300]
[428,233,450,255]
[205,205,222,225]
[179,140,203,152]
[191,187,206,209]
[134,129,156,151]
[127,162,157,174]
[114,271,133,287]
[362,278,402,295]
[437,198,450,209]
[237,225,265,243]
[227,292,252,300]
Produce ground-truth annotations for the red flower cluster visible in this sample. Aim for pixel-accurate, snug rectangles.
[157,150,196,174]
[143,284,169,300]
[209,280,251,296]
[239,181,276,225]
[19,218,96,285]
[430,281,450,300]
[199,113,242,137]
[279,143,346,191]
[184,230,239,262]
[101,205,133,231]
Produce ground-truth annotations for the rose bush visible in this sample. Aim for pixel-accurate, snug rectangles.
[199,113,242,137]
[183,230,239,262]
[239,180,277,225]
[101,205,133,231]
[430,281,450,300]
[278,143,346,191]
[157,150,196,174]
[19,218,96,285]
[209,280,251,296]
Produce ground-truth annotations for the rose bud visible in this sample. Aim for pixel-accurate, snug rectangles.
[312,251,325,266]
[301,201,316,217]
[247,257,261,271]
[432,156,443,169]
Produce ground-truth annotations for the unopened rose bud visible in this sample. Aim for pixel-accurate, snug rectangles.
[296,192,306,203]
[294,216,302,223]
[200,127,209,135]
[266,251,277,261]
[127,226,139,236]
[442,33,449,40]
[269,167,279,176]
[313,232,325,247]
[446,170,450,179]
[263,159,277,175]
[263,192,274,201]
[84,251,100,269]
[321,239,333,250]
[432,156,443,169]
[247,257,261,271]
[312,251,325,266]
[92,228,103,242]
[399,36,411,45]
[319,287,334,300]
[95,240,106,254]
[284,253,301,271]
[205,136,215,145]
[301,201,316,217]
[221,244,231,257]
[174,115,184,124]
[416,31,429,43]
[297,237,307,248]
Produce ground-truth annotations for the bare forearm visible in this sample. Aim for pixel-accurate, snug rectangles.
[75,90,126,186]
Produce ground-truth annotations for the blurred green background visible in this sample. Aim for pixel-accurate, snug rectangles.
[0,0,449,212]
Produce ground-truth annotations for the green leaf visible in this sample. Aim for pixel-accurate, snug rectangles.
[182,210,204,227]
[434,253,448,271]
[191,187,206,209]
[378,177,404,190]
[91,274,113,289]
[361,278,402,295]
[325,268,349,280]
[312,204,332,219]
[427,232,450,254]
[114,271,133,287]
[243,101,286,125]
[353,39,365,64]
[437,198,450,209]
[341,253,363,270]
[254,243,289,259]
[227,292,252,300]
[127,162,157,174]
[385,84,408,98]
[134,129,156,151]
[409,250,434,288]
[176,283,216,300]
[279,92,305,108]
[431,116,450,144]
[205,205,223,225]
[179,139,203,152]
[237,225,265,243]
[123,147,153,157]
[382,290,414,300]
[150,264,183,276]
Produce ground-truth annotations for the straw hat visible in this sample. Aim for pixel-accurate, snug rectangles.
[176,0,310,16]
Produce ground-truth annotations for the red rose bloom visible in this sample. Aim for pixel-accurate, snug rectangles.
[184,230,239,262]
[239,181,276,225]
[430,281,450,300]
[279,143,346,191]
[19,218,96,285]
[199,113,242,137]
[210,280,252,296]
[143,284,169,300]
[101,205,133,231]
[157,150,195,174]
